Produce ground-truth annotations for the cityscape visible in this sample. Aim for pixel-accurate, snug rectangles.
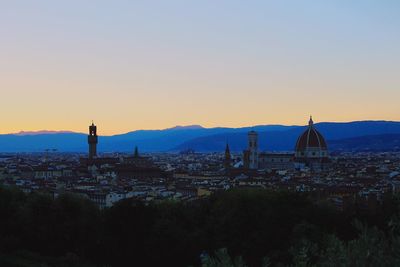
[1,1,400,267]
[2,117,400,214]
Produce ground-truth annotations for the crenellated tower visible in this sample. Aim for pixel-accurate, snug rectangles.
[88,122,98,160]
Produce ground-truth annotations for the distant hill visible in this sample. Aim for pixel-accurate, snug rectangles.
[174,121,400,152]
[99,124,298,152]
[329,134,400,152]
[0,125,297,153]
[0,133,87,152]
[13,130,79,136]
[0,121,400,153]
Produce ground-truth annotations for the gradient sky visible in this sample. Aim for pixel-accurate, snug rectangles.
[1,1,399,135]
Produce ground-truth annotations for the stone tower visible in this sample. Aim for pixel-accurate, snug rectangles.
[88,122,98,160]
[248,131,259,169]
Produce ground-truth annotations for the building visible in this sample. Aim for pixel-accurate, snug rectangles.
[242,116,329,171]
[243,131,259,169]
[243,130,294,170]
[258,152,294,170]
[88,122,98,160]
[294,117,330,170]
[80,122,166,180]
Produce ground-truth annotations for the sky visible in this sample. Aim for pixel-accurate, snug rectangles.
[0,0,399,135]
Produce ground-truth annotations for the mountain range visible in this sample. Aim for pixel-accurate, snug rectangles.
[0,121,400,153]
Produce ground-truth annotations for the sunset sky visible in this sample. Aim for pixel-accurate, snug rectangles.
[1,1,399,135]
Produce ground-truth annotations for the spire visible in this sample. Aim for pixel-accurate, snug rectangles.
[224,142,231,169]
[225,143,231,160]
[134,146,139,157]
[309,116,314,127]
[225,143,230,154]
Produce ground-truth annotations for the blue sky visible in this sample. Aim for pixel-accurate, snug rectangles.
[1,1,399,134]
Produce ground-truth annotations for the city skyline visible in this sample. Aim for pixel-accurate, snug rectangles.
[1,1,400,135]
[2,2,400,266]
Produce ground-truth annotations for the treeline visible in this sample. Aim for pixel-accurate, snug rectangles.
[0,186,399,267]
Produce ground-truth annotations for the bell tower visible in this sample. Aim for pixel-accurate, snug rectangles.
[248,131,259,169]
[88,122,98,160]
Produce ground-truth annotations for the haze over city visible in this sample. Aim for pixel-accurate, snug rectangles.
[1,0,400,135]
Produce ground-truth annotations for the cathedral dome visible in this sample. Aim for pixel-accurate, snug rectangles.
[295,117,328,157]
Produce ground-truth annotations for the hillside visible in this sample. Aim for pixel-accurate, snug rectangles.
[1,121,400,152]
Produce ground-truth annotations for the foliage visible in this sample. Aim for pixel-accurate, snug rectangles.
[0,186,399,266]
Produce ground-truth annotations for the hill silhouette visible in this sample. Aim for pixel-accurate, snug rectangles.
[0,121,400,152]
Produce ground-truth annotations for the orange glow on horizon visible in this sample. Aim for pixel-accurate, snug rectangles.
[1,1,399,135]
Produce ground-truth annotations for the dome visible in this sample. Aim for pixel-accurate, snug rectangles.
[295,117,328,153]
